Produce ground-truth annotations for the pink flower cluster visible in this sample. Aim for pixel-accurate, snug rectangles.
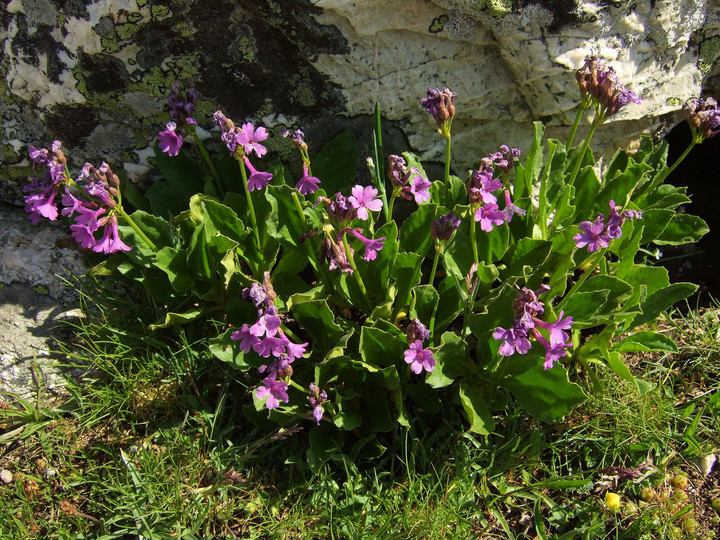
[493,285,574,370]
[468,147,525,231]
[24,142,131,254]
[403,319,435,374]
[317,187,386,274]
[231,280,308,410]
[386,155,432,204]
[574,200,643,253]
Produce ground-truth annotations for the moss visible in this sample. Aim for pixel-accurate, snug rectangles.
[100,36,121,54]
[116,22,142,41]
[428,15,448,34]
[474,0,512,16]
[698,35,719,75]
[1,143,22,165]
[32,285,50,296]
[666,97,683,107]
[150,5,171,19]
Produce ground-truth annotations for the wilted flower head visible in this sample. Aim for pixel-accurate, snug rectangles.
[167,81,198,128]
[387,154,408,185]
[421,87,456,130]
[282,128,308,152]
[686,97,720,141]
[406,318,430,344]
[575,56,641,117]
[432,212,462,241]
[308,383,328,425]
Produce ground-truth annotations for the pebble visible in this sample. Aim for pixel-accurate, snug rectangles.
[697,453,717,476]
[0,469,13,484]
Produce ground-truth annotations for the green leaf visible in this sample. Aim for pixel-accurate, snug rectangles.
[357,221,398,301]
[312,129,359,194]
[507,238,553,278]
[290,298,345,353]
[199,199,245,242]
[399,203,437,257]
[426,332,472,388]
[443,227,474,281]
[147,142,206,218]
[629,282,698,330]
[149,307,205,330]
[265,184,306,248]
[518,121,546,199]
[359,326,405,369]
[654,214,709,245]
[390,252,424,315]
[117,210,175,266]
[410,285,439,325]
[614,331,679,353]
[434,276,463,333]
[639,208,674,243]
[209,328,252,370]
[307,426,343,475]
[458,383,495,435]
[606,351,653,395]
[595,160,652,212]
[499,358,586,422]
[154,247,193,292]
[570,166,600,223]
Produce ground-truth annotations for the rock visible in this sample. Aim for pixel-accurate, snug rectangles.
[696,453,717,476]
[2,0,720,196]
[0,203,87,401]
[0,470,13,484]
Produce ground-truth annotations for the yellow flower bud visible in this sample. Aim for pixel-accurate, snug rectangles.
[605,492,621,512]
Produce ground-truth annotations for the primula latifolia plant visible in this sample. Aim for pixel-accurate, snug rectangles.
[25,61,710,464]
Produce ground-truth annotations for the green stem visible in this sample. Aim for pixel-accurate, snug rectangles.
[116,206,157,252]
[192,132,223,197]
[661,140,696,183]
[342,233,372,312]
[556,248,605,312]
[551,116,601,234]
[566,103,589,149]
[387,193,396,223]
[469,209,479,266]
[238,158,262,250]
[429,245,441,286]
[567,116,599,189]
[444,133,452,188]
[291,192,334,293]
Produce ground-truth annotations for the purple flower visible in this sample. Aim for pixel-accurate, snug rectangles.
[493,326,532,356]
[532,311,574,347]
[93,215,131,254]
[475,202,506,232]
[406,318,430,344]
[387,155,408,185]
[167,81,197,128]
[250,307,281,338]
[24,189,60,223]
[432,212,462,241]
[346,228,385,261]
[349,185,383,220]
[533,333,571,370]
[409,172,432,204]
[242,156,272,191]
[575,57,641,117]
[237,122,269,158]
[295,164,321,195]
[253,336,287,358]
[421,87,456,128]
[574,215,611,252]
[231,324,261,353]
[308,383,328,425]
[404,340,436,374]
[28,146,50,166]
[687,97,720,140]
[242,282,268,307]
[322,237,353,274]
[158,121,183,157]
[502,189,526,223]
[255,377,289,409]
[282,332,308,360]
[70,223,96,249]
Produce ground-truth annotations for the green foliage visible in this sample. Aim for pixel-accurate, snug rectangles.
[34,86,710,467]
